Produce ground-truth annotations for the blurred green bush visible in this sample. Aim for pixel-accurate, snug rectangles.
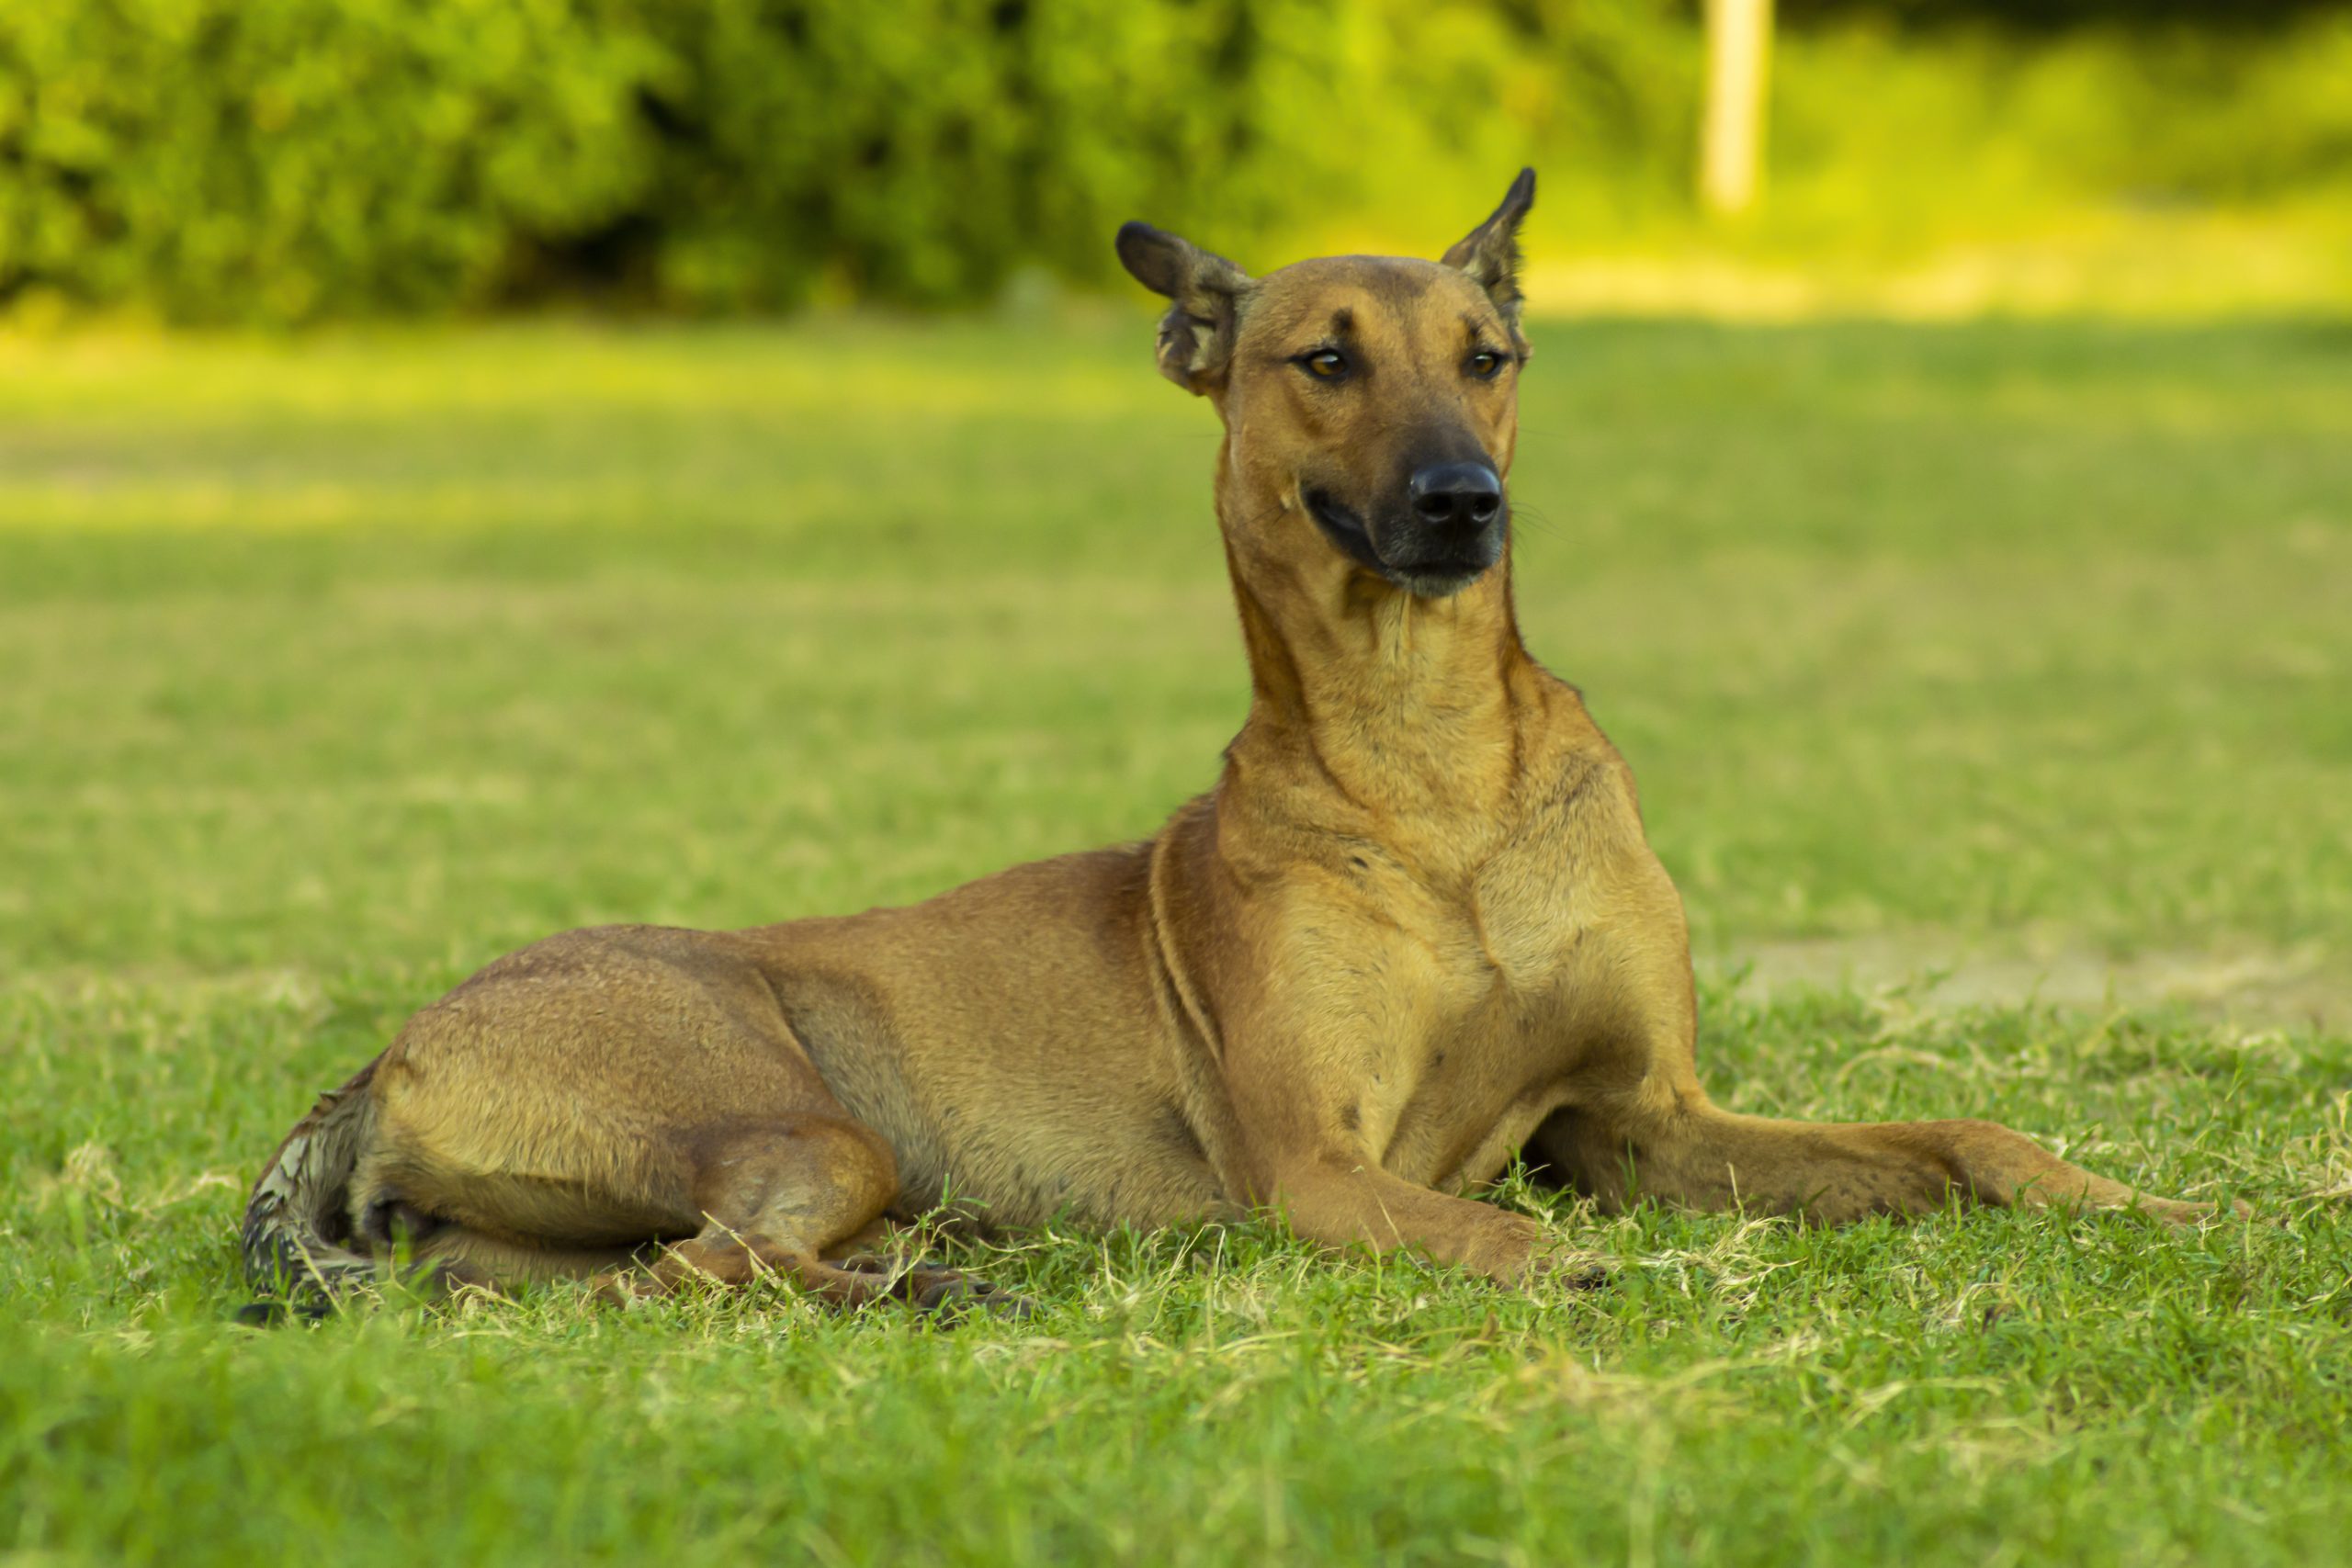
[0,0,1684,321]
[0,0,2345,322]
[0,0,1697,321]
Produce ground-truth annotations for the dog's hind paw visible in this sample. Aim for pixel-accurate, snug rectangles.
[910,1273,1037,1321]
[232,1295,338,1327]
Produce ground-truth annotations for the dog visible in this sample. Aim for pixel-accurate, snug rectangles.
[241,170,2222,1320]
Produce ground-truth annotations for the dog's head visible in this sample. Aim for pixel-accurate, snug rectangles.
[1117,171,1533,601]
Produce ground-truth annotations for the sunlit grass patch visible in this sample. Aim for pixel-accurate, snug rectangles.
[2,316,2348,1564]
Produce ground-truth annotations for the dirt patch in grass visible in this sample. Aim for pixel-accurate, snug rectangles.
[1710,937,2350,1032]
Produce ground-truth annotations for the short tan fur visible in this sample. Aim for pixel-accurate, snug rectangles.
[242,172,2221,1318]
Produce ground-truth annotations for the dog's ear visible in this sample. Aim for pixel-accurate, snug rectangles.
[1441,168,1536,355]
[1115,222,1253,395]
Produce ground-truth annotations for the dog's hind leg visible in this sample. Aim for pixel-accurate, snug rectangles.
[368,1111,1023,1314]
[404,1229,647,1291]
[592,1116,1025,1315]
[350,931,1027,1314]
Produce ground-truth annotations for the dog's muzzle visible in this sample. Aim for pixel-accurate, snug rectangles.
[1306,466,1508,600]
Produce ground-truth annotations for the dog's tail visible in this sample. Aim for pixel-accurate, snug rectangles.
[236,1059,383,1323]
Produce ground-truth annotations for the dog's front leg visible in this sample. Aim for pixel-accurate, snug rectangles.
[1532,916,2233,1225]
[1200,915,1580,1286]
[1266,1154,1554,1282]
[1206,1005,1561,1281]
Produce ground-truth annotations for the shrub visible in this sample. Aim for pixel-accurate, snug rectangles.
[3,1,2339,322]
[0,0,664,320]
[0,0,1695,321]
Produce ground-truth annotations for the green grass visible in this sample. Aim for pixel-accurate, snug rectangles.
[3,312,2349,1565]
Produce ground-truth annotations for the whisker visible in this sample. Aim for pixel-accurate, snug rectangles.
[1507,502,1568,543]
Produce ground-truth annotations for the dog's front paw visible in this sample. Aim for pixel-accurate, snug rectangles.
[1530,1244,1612,1293]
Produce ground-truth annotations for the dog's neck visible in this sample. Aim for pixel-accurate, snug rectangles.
[1217,498,1548,827]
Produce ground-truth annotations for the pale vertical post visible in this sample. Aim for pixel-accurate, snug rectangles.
[1701,0,1773,216]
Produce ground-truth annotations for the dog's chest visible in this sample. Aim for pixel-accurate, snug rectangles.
[1362,754,1629,998]
[1333,761,1644,1182]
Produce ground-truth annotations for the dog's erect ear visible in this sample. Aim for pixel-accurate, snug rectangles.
[1115,222,1253,395]
[1441,168,1536,353]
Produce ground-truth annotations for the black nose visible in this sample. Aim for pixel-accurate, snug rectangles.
[1408,462,1504,529]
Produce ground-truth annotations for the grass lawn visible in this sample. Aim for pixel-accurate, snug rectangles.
[3,311,2349,1565]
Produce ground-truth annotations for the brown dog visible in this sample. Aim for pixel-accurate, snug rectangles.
[242,170,2220,1318]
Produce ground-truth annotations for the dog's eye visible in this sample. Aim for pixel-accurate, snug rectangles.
[1299,350,1349,380]
[1467,350,1505,379]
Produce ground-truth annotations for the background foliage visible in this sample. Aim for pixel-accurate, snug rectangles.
[4,0,2347,322]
